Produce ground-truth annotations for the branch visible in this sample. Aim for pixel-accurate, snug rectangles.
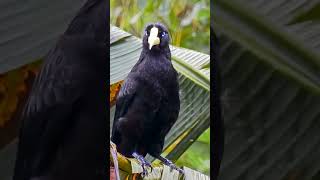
[110,141,210,180]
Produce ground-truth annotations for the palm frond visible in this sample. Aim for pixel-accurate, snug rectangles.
[213,1,320,179]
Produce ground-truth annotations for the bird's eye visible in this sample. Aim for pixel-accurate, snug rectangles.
[161,32,166,37]
[145,31,149,36]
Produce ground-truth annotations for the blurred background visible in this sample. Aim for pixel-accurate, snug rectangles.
[111,0,210,54]
[0,1,87,179]
[111,0,211,175]
[213,0,320,180]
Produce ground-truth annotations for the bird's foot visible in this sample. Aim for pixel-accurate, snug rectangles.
[132,152,153,176]
[158,156,184,174]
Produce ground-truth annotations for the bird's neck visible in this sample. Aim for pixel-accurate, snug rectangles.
[143,48,171,60]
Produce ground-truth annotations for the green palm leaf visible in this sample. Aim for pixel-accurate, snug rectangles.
[213,0,320,180]
[214,0,320,94]
[110,25,210,163]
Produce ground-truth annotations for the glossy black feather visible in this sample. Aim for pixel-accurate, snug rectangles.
[111,23,180,158]
[13,0,107,179]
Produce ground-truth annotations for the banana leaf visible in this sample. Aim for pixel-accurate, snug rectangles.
[110,25,210,164]
[213,0,320,180]
[0,0,84,74]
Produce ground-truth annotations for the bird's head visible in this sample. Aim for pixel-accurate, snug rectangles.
[142,23,170,52]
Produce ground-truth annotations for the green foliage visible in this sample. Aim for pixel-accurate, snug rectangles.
[213,0,320,179]
[110,0,210,54]
[288,3,320,25]
[176,128,210,175]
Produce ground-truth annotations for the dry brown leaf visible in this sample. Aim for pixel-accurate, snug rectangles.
[110,81,123,107]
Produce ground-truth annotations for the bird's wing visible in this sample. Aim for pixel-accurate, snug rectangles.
[112,78,136,126]
[110,75,139,148]
[111,52,145,132]
[112,68,162,129]
[14,35,106,178]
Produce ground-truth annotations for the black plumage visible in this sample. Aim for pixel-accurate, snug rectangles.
[111,23,181,173]
[211,26,224,179]
[13,0,107,179]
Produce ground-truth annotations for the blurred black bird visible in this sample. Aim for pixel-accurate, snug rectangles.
[13,0,107,179]
[111,23,182,174]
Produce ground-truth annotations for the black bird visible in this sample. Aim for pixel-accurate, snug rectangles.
[13,0,107,179]
[111,23,182,174]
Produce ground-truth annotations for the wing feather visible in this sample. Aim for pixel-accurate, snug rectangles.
[14,35,106,179]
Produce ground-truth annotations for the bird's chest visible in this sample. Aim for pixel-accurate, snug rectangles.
[140,60,175,83]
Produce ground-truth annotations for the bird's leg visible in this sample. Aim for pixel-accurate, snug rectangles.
[156,155,184,174]
[132,152,153,176]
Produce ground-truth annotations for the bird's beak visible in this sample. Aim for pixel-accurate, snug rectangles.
[148,27,160,50]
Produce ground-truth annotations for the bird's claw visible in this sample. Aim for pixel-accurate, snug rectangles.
[141,161,153,177]
[169,164,184,174]
[161,157,184,174]
[132,152,153,177]
[168,163,184,174]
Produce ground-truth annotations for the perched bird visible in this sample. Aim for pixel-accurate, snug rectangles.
[111,23,182,174]
[13,0,107,179]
